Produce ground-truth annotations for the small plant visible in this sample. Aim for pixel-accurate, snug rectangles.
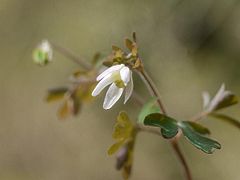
[33,33,240,180]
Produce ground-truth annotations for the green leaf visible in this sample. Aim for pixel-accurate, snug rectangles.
[161,128,179,139]
[179,121,221,154]
[144,113,178,138]
[210,113,240,129]
[117,111,132,125]
[46,87,68,102]
[113,112,133,140]
[183,121,210,135]
[138,97,160,124]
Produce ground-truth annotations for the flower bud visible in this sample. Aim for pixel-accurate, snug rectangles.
[33,40,53,66]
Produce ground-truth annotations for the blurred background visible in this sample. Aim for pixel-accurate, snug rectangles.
[1,0,240,179]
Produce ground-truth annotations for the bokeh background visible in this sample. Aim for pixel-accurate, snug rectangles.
[1,0,240,179]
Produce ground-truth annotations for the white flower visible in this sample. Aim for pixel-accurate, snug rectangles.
[92,64,133,109]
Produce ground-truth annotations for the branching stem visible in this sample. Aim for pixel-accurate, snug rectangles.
[137,68,193,180]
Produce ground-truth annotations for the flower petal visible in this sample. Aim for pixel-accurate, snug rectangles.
[120,66,130,85]
[103,83,124,109]
[92,74,113,96]
[97,64,124,81]
[124,72,133,104]
[208,83,225,111]
[202,91,211,109]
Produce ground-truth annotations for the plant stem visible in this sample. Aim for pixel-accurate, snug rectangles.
[50,42,92,70]
[138,70,167,114]
[171,139,192,180]
[137,68,193,180]
[190,111,209,122]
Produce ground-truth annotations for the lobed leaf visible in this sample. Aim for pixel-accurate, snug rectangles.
[183,121,210,135]
[113,112,133,140]
[144,113,178,138]
[179,121,221,154]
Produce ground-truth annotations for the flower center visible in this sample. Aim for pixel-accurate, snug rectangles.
[111,71,125,88]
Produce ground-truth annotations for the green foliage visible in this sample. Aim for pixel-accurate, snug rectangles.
[144,113,178,138]
[143,113,221,153]
[108,112,134,155]
[179,121,221,154]
[183,121,210,135]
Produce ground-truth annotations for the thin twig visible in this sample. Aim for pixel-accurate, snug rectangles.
[170,138,192,180]
[50,42,92,70]
[136,123,161,136]
[137,68,193,180]
[137,70,167,114]
[190,111,209,122]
